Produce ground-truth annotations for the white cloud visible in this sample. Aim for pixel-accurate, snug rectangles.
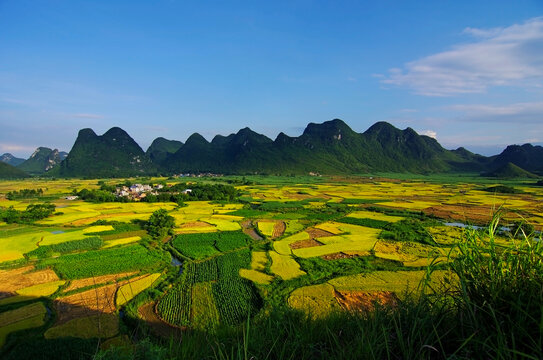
[419,130,437,138]
[446,101,543,123]
[71,113,104,119]
[0,143,36,153]
[382,17,543,96]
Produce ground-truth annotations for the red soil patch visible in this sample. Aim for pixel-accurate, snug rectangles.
[306,227,335,238]
[54,275,147,325]
[334,290,398,312]
[180,221,212,228]
[321,252,366,260]
[0,265,59,297]
[64,272,138,292]
[423,204,493,224]
[272,221,286,239]
[290,239,323,249]
[138,301,182,339]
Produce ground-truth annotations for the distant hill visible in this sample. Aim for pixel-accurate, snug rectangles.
[17,147,67,174]
[146,137,183,166]
[0,153,25,166]
[52,119,541,177]
[55,127,157,177]
[0,162,30,179]
[482,162,539,179]
[489,144,543,174]
[165,119,485,174]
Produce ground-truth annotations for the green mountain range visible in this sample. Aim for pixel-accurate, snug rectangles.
[0,153,26,167]
[488,144,543,174]
[482,162,539,179]
[42,119,543,178]
[0,162,30,179]
[17,147,68,174]
[164,119,494,174]
[53,127,157,177]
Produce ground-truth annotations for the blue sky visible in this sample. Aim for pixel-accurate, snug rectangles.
[1,0,542,158]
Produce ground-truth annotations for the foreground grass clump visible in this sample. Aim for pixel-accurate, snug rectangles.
[449,215,543,358]
[96,216,542,360]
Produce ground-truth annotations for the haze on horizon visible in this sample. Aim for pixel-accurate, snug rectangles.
[1,0,542,158]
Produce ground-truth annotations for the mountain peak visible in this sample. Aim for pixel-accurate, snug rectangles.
[185,133,209,145]
[18,147,65,174]
[78,128,98,139]
[55,127,155,177]
[302,118,355,140]
[0,153,26,167]
[364,121,398,136]
[103,127,131,140]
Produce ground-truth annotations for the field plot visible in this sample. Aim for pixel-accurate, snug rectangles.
[170,202,243,232]
[0,266,59,298]
[44,314,119,339]
[292,224,380,259]
[39,244,169,279]
[172,231,250,259]
[37,201,177,226]
[290,270,455,317]
[257,220,276,238]
[190,282,220,330]
[116,273,161,306]
[0,281,65,306]
[157,249,261,328]
[0,302,47,347]
[269,251,306,280]
[346,210,404,222]
[0,225,117,262]
[372,240,448,266]
[103,236,141,248]
[239,251,273,285]
[64,272,138,292]
[288,283,341,319]
[273,231,309,255]
[328,270,452,294]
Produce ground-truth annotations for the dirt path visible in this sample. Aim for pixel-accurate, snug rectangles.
[138,302,182,339]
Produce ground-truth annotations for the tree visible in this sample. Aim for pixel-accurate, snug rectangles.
[145,209,175,239]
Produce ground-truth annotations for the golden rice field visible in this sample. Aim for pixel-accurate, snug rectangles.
[116,273,161,306]
[0,281,66,306]
[239,269,274,285]
[269,250,306,280]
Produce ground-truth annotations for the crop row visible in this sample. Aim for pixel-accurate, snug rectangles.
[172,231,251,259]
[157,249,261,327]
[38,244,170,279]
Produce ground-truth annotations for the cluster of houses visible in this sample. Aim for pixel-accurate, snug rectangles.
[115,183,164,200]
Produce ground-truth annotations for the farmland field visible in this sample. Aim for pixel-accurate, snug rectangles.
[0,175,541,357]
